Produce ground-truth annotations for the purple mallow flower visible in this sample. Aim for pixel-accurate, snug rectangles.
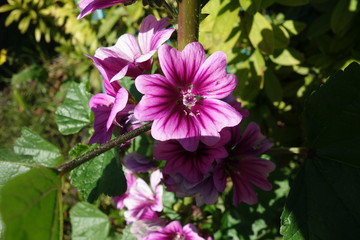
[215,122,276,205]
[123,152,156,173]
[77,0,136,19]
[87,15,174,82]
[123,170,163,223]
[89,82,135,144]
[156,121,274,206]
[142,221,205,240]
[154,132,229,183]
[134,42,242,151]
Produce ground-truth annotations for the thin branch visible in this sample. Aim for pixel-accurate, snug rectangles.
[54,123,152,174]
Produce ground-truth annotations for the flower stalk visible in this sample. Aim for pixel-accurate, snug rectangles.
[177,0,201,50]
[55,123,152,174]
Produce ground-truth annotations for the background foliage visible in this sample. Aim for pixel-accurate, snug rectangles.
[0,0,359,239]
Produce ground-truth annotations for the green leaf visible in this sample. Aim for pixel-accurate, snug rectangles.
[0,4,14,13]
[70,145,126,202]
[119,77,143,103]
[331,0,358,35]
[115,225,136,240]
[18,15,31,34]
[270,48,304,66]
[264,69,283,102]
[273,25,290,49]
[247,12,274,54]
[281,63,360,239]
[70,202,110,240]
[0,149,33,189]
[281,158,360,239]
[55,82,92,135]
[282,20,306,35]
[304,62,360,167]
[239,0,262,14]
[14,128,62,167]
[275,0,309,6]
[5,9,22,27]
[0,168,61,240]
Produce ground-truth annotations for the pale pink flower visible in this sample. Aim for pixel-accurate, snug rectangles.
[123,170,163,223]
[142,221,205,240]
[134,42,242,151]
[87,15,174,82]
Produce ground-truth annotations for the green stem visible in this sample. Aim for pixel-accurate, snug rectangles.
[54,123,152,174]
[177,0,201,50]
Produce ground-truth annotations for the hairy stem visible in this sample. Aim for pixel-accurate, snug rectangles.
[54,123,152,174]
[177,0,201,50]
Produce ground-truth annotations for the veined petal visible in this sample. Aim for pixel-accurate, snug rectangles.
[196,99,242,145]
[150,29,175,51]
[151,109,200,151]
[138,15,172,54]
[106,87,129,130]
[193,51,237,99]
[231,173,258,205]
[77,0,127,19]
[113,34,141,62]
[88,94,114,144]
[158,43,206,87]
[134,74,178,121]
[89,93,114,109]
[87,50,129,83]
[103,78,121,97]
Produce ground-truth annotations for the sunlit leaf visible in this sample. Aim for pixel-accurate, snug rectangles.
[70,144,126,202]
[55,82,92,135]
[70,202,110,240]
[247,12,274,54]
[270,48,304,66]
[0,168,62,240]
[14,128,62,167]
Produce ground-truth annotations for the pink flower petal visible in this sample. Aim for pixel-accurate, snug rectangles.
[77,0,128,19]
[151,109,200,151]
[158,43,206,87]
[193,51,237,99]
[106,87,128,130]
[196,99,242,145]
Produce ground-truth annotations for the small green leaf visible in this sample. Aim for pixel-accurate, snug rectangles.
[70,202,110,240]
[247,12,274,54]
[119,77,142,103]
[55,82,92,135]
[270,48,304,66]
[0,4,14,13]
[331,0,358,35]
[273,25,290,49]
[70,145,126,202]
[282,20,306,35]
[5,9,22,27]
[275,0,309,6]
[18,15,31,34]
[0,168,61,240]
[14,128,62,167]
[264,69,283,102]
